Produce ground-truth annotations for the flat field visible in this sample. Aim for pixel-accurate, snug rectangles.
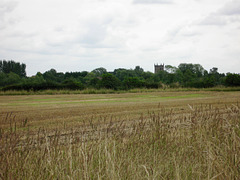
[0,91,239,130]
[1,90,240,179]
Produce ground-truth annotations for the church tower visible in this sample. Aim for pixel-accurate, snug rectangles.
[154,63,164,74]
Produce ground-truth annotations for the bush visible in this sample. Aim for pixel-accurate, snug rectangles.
[61,79,84,90]
[225,73,240,86]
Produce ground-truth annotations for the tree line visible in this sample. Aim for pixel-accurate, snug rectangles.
[0,60,240,91]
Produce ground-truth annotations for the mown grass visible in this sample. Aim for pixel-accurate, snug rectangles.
[3,93,207,107]
[1,102,240,179]
[1,91,239,132]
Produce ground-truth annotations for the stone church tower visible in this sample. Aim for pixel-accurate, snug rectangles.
[154,64,164,74]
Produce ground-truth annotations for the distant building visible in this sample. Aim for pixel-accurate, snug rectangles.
[154,64,164,74]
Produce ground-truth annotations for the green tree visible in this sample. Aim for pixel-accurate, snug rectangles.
[6,72,22,86]
[194,64,205,77]
[28,72,46,85]
[84,72,101,88]
[0,61,2,72]
[154,70,168,84]
[62,78,84,90]
[203,76,215,88]
[114,68,136,81]
[225,73,240,86]
[100,73,121,90]
[0,60,26,77]
[64,71,88,85]
[0,72,7,87]
[178,63,205,77]
[183,69,196,86]
[123,77,145,89]
[165,65,177,74]
[92,67,107,77]
[175,69,184,83]
[142,71,154,81]
[208,67,225,86]
[43,69,64,83]
[134,66,144,77]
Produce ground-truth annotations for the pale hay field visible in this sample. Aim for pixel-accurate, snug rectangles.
[0,91,240,179]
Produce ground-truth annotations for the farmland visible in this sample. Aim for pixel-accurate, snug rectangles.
[1,90,240,179]
[0,91,236,129]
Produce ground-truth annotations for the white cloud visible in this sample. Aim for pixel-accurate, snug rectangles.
[0,0,239,75]
[133,0,174,4]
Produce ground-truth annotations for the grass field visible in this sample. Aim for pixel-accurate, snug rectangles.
[1,90,240,179]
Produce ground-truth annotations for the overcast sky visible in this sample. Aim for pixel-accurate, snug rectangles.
[0,0,240,76]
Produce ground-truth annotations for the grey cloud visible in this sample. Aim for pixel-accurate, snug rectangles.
[219,0,240,16]
[46,25,114,50]
[229,16,240,23]
[0,1,18,30]
[166,24,201,43]
[198,1,240,27]
[44,19,111,49]
[54,26,65,32]
[167,26,181,38]
[0,1,17,14]
[198,1,240,26]
[7,31,38,38]
[181,31,200,37]
[133,0,173,4]
[80,25,107,46]
[199,14,227,26]
[0,22,6,30]
[76,17,116,48]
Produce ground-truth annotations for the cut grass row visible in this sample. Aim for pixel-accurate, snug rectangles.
[1,93,206,107]
[1,91,239,132]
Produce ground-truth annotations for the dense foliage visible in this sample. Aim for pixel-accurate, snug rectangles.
[0,60,240,90]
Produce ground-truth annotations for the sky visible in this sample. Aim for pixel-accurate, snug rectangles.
[0,0,240,76]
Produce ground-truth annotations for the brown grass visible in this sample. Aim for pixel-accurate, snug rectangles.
[0,91,240,179]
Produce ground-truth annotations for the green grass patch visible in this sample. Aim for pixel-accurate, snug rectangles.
[2,93,207,107]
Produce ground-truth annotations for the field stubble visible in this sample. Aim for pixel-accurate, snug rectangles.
[0,91,240,179]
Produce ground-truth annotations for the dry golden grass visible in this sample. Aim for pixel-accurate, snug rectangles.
[0,91,239,129]
[0,91,240,179]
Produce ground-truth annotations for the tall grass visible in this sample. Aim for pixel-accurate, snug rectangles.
[1,103,240,179]
[1,87,240,96]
